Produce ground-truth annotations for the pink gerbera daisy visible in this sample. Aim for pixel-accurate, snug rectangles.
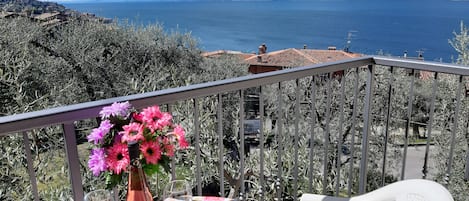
[106,143,129,175]
[165,144,175,157]
[120,122,144,142]
[141,106,163,125]
[155,112,173,129]
[140,140,161,164]
[162,137,175,157]
[173,125,189,149]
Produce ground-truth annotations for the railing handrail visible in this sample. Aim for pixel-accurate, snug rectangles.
[1,56,468,136]
[373,56,469,76]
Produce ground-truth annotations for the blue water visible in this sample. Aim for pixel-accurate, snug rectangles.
[65,0,469,62]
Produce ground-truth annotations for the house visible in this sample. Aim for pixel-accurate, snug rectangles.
[33,12,62,21]
[245,47,362,74]
[34,12,68,23]
[202,45,362,75]
[201,50,255,60]
[203,45,363,141]
[33,12,68,27]
[0,12,19,18]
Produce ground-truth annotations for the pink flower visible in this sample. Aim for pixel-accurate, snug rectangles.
[99,102,131,119]
[120,122,144,142]
[162,137,175,157]
[87,120,113,144]
[88,102,187,186]
[140,140,161,164]
[156,112,173,129]
[106,143,129,175]
[141,105,163,125]
[146,112,173,132]
[174,125,189,149]
[165,144,175,157]
[88,148,107,176]
[132,112,143,123]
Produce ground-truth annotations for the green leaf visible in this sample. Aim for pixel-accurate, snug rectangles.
[159,155,171,173]
[143,163,160,176]
[105,172,122,190]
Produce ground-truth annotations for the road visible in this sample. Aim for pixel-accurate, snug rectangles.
[394,145,436,180]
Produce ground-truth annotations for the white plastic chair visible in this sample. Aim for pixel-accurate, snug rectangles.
[300,179,454,201]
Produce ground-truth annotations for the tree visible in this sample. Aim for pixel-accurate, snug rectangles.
[0,17,247,200]
[431,21,469,201]
[449,21,469,66]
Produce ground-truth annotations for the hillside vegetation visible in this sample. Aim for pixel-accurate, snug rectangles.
[0,15,247,199]
[0,0,66,13]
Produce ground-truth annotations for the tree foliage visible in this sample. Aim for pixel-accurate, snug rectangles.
[449,21,469,66]
[0,17,246,200]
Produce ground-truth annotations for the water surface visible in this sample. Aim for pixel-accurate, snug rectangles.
[66,0,469,61]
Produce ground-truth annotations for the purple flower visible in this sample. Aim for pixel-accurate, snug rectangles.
[88,148,108,176]
[113,133,123,144]
[99,101,131,119]
[87,120,113,144]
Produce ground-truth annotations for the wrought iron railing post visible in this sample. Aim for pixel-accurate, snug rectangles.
[239,90,246,200]
[465,141,469,181]
[168,104,177,181]
[23,131,39,201]
[308,76,317,193]
[194,98,202,195]
[258,86,265,201]
[293,79,300,200]
[401,69,415,180]
[445,75,464,187]
[63,123,84,201]
[335,71,346,196]
[276,82,283,201]
[358,65,374,194]
[381,66,394,186]
[466,110,469,181]
[217,93,225,196]
[347,68,360,197]
[423,72,438,179]
[322,73,332,195]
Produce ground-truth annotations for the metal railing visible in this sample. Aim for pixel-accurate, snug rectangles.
[0,56,468,201]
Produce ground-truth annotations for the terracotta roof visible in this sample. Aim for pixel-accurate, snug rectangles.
[202,50,255,60]
[301,49,362,63]
[0,12,17,18]
[203,48,362,74]
[34,12,60,21]
[40,18,62,27]
[244,48,362,67]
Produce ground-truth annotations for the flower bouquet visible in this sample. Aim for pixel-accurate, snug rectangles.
[87,102,189,189]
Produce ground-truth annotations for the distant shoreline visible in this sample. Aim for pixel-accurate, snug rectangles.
[65,1,469,62]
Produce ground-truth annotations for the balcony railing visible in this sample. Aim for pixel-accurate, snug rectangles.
[0,56,468,201]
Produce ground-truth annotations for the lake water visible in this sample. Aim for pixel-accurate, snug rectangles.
[65,0,469,62]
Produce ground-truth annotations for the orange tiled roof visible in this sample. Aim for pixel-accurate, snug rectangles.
[0,12,16,18]
[244,48,362,67]
[202,50,255,60]
[34,12,60,21]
